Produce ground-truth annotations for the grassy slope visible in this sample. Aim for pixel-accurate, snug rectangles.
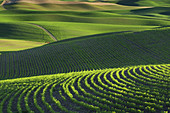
[0,10,170,26]
[131,7,170,20]
[0,39,45,51]
[9,0,170,7]
[0,1,169,43]
[0,64,169,112]
[136,0,170,7]
[33,21,156,41]
[117,0,170,6]
[0,28,169,79]
[0,11,164,51]
[1,5,169,51]
[0,15,159,42]
[0,22,52,42]
[0,22,53,51]
[0,4,169,54]
[0,8,169,47]
[4,2,145,11]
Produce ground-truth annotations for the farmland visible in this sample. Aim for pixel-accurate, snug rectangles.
[0,64,169,113]
[0,27,170,79]
[0,0,170,112]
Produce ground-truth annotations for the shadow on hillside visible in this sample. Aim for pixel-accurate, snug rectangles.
[131,7,170,16]
[0,23,47,41]
[0,23,15,38]
[0,51,14,54]
[117,0,140,6]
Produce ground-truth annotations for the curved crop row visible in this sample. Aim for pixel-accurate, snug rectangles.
[0,28,170,79]
[0,64,169,113]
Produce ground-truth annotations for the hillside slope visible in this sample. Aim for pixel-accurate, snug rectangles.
[131,7,170,18]
[0,64,169,113]
[0,39,45,51]
[2,0,146,11]
[0,28,169,79]
[117,0,170,6]
[34,22,156,41]
[0,22,52,42]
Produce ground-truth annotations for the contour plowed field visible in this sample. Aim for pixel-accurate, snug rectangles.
[0,64,169,113]
[0,28,170,79]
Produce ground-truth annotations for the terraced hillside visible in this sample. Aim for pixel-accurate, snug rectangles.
[0,27,169,79]
[0,64,169,113]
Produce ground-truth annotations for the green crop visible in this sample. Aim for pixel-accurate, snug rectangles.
[0,1,170,112]
[0,27,169,79]
[0,64,169,112]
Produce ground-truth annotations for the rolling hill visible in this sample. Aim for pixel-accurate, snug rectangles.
[0,64,169,113]
[0,22,53,51]
[0,22,52,42]
[0,27,169,80]
[0,0,170,112]
[117,0,170,6]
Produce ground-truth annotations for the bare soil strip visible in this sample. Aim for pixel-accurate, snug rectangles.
[30,23,57,42]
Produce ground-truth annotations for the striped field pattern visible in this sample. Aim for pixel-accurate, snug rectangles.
[1,1,170,113]
[0,28,170,80]
[0,64,169,113]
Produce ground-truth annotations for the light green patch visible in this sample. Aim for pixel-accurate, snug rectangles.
[0,39,45,51]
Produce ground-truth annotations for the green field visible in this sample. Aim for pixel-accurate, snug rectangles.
[117,0,170,6]
[0,27,169,79]
[4,2,144,11]
[0,22,52,42]
[0,0,170,112]
[0,64,169,113]
[0,39,45,51]
[32,22,157,41]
